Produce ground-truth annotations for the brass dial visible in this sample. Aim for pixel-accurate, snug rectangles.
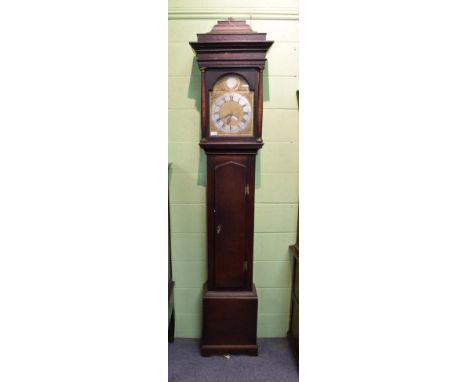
[209,75,254,136]
[211,93,252,133]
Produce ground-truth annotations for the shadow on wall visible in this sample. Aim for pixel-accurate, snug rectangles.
[188,56,201,113]
[186,56,272,189]
[255,61,271,189]
[186,56,205,187]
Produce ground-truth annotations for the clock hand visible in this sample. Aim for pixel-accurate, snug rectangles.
[220,112,232,120]
[222,112,234,124]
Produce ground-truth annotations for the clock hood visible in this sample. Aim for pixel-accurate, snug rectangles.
[189,19,273,68]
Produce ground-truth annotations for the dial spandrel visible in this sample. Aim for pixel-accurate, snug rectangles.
[209,74,254,137]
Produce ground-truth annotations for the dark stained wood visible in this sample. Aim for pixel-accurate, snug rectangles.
[190,19,273,356]
[257,68,263,138]
[201,283,258,357]
[168,280,175,343]
[168,163,175,343]
[201,345,258,357]
[199,140,263,152]
[206,154,256,291]
[213,160,247,288]
[288,296,299,361]
[190,19,272,145]
[288,242,299,363]
[200,68,207,139]
[200,18,260,36]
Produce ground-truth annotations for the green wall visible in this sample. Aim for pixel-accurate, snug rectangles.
[168,0,299,338]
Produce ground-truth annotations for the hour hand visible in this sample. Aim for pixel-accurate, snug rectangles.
[221,112,233,123]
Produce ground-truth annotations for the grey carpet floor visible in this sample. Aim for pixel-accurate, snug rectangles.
[168,338,298,382]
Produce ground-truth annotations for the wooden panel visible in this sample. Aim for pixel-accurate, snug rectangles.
[203,293,257,345]
[288,243,299,362]
[168,163,175,342]
[202,284,258,356]
[291,299,298,336]
[293,257,299,301]
[206,154,256,291]
[213,159,248,288]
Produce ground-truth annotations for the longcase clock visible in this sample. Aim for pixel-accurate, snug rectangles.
[190,19,273,357]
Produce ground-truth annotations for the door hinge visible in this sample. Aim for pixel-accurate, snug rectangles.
[245,184,250,196]
[243,260,248,272]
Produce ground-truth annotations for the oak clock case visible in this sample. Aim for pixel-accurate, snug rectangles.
[190,19,273,357]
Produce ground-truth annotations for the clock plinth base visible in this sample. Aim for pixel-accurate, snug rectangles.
[201,344,258,357]
[201,282,258,357]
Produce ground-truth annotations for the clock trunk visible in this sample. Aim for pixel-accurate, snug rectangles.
[207,154,256,290]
